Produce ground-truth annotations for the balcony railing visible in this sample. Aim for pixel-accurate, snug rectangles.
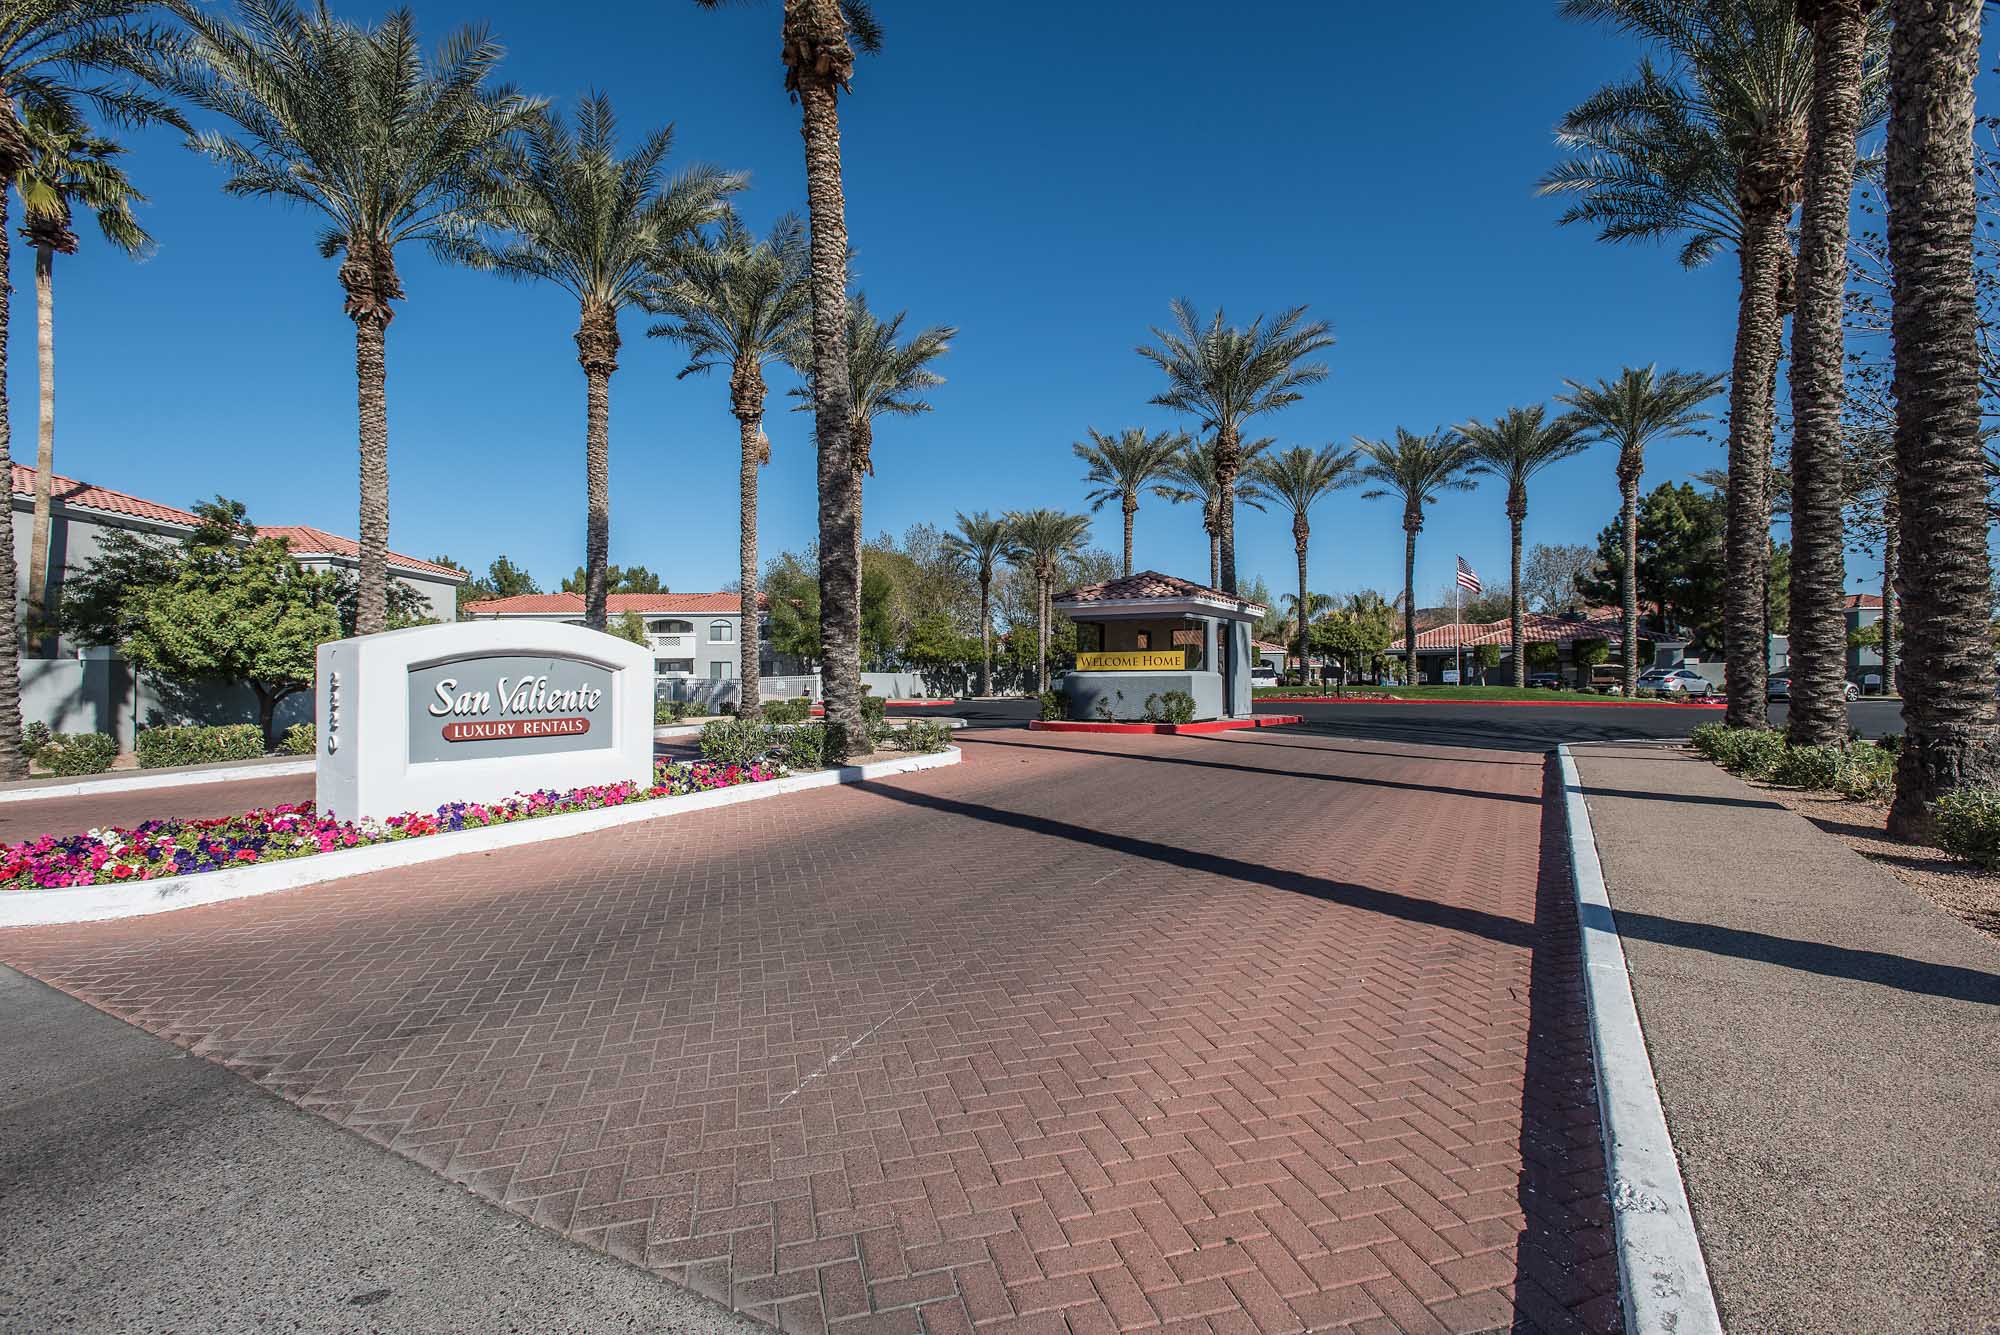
[649,633,695,654]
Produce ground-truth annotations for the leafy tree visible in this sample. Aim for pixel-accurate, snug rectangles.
[1074,426,1185,576]
[1137,300,1332,592]
[859,562,896,667]
[1357,428,1480,688]
[1241,574,1285,642]
[1311,592,1396,684]
[1522,542,1599,614]
[164,0,538,636]
[460,94,738,630]
[468,555,541,606]
[1581,481,1727,648]
[692,0,882,756]
[763,552,821,665]
[610,611,649,647]
[901,612,980,688]
[1573,636,1612,683]
[561,564,664,595]
[649,211,811,718]
[0,0,185,777]
[1460,406,1591,684]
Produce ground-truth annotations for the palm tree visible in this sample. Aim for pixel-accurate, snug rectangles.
[1137,300,1332,593]
[1003,508,1090,691]
[648,213,810,717]
[463,96,739,632]
[1543,0,1885,727]
[1074,427,1184,576]
[1883,0,1991,836]
[943,510,1012,697]
[1357,428,1479,687]
[1560,368,1722,697]
[1250,445,1361,674]
[1280,591,1333,673]
[166,0,536,636]
[1459,407,1591,687]
[0,2,180,778]
[15,100,150,652]
[1153,435,1273,588]
[1788,0,1882,746]
[694,0,881,756]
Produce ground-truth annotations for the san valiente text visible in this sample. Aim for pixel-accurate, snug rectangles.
[429,676,605,719]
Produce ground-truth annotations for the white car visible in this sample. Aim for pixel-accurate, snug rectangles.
[1250,665,1280,686]
[1636,667,1716,696]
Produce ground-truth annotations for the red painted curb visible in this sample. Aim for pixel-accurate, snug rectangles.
[807,699,957,716]
[1253,695,1726,710]
[1029,715,1304,735]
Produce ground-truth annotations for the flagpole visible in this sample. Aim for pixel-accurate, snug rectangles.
[1455,573,1462,685]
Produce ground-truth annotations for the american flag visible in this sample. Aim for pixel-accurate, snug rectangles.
[1456,556,1482,594]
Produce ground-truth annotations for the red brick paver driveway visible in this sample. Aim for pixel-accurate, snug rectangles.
[0,728,1616,1334]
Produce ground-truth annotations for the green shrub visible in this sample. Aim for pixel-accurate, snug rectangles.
[22,720,51,761]
[698,718,775,768]
[1689,721,1730,760]
[1698,725,1786,777]
[860,693,886,725]
[763,697,812,724]
[777,722,829,770]
[1038,689,1065,721]
[1158,690,1197,725]
[1834,743,1897,801]
[1768,744,1846,790]
[136,723,266,769]
[896,720,952,753]
[279,723,316,756]
[1931,783,2000,868]
[38,731,117,776]
[654,700,679,725]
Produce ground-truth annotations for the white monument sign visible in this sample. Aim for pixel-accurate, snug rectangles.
[315,621,654,821]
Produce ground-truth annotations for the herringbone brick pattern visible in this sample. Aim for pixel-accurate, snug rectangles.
[0,728,1617,1334]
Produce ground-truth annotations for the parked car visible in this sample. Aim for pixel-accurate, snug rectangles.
[1636,667,1716,696]
[1768,675,1859,702]
[1528,672,1565,690]
[1250,665,1280,686]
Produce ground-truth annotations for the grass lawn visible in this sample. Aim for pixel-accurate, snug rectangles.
[1251,684,1715,704]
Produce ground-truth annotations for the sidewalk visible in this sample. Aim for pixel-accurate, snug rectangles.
[1570,742,2000,1335]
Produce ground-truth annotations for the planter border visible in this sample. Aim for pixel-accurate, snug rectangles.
[0,748,961,929]
[1255,695,1725,710]
[0,757,313,804]
[1028,715,1302,735]
[1556,744,1722,1335]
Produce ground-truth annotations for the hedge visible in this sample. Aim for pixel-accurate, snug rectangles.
[137,723,267,769]
[279,723,317,756]
[38,731,117,777]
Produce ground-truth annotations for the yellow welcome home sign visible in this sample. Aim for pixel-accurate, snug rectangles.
[1075,650,1186,672]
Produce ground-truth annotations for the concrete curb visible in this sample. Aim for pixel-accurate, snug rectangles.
[1254,696,1724,710]
[1556,744,1723,1335]
[1028,715,1303,735]
[0,758,314,804]
[0,748,962,929]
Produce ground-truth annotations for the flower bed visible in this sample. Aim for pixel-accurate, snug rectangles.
[2,758,783,892]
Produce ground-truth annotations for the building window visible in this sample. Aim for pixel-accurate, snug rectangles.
[709,620,734,642]
[650,618,693,635]
[656,659,693,675]
[1136,630,1151,650]
[709,660,732,680]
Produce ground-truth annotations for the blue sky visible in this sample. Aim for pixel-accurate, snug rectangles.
[4,2,1938,604]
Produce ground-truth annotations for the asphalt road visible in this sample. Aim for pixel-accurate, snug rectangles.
[901,696,1908,745]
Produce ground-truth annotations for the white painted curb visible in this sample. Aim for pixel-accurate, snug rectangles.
[0,758,314,804]
[0,748,961,929]
[1556,745,1723,1335]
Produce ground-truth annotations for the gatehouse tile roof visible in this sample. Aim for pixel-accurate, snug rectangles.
[1055,570,1265,614]
[465,592,763,616]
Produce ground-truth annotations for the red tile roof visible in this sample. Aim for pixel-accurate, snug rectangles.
[1390,609,1627,652]
[11,466,464,581]
[466,592,763,616]
[1844,593,1884,610]
[1056,570,1265,612]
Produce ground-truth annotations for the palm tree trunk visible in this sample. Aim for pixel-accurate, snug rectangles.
[1789,0,1873,746]
[0,188,25,778]
[582,366,611,633]
[796,68,862,760]
[977,570,992,696]
[1036,572,1049,690]
[1208,528,1220,588]
[1294,520,1310,674]
[1886,0,1991,836]
[351,313,391,637]
[27,244,55,655]
[1122,497,1135,577]
[1509,501,1526,689]
[736,412,763,718]
[1619,461,1641,698]
[1881,493,1899,694]
[1214,426,1240,593]
[1402,521,1418,687]
[1723,188,1793,727]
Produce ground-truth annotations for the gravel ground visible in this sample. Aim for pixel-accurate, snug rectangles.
[1736,772,2000,942]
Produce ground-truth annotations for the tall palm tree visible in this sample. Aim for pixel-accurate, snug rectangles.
[648,213,810,717]
[0,1,180,778]
[942,510,1011,697]
[166,0,537,636]
[694,0,881,755]
[1153,435,1273,588]
[1074,427,1184,576]
[1883,0,1991,836]
[1249,445,1361,673]
[1136,300,1332,593]
[1357,428,1479,688]
[1543,0,1885,726]
[1560,368,1722,697]
[1788,0,1881,746]
[15,100,150,652]
[1003,508,1090,691]
[462,95,739,632]
[1459,407,1592,687]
